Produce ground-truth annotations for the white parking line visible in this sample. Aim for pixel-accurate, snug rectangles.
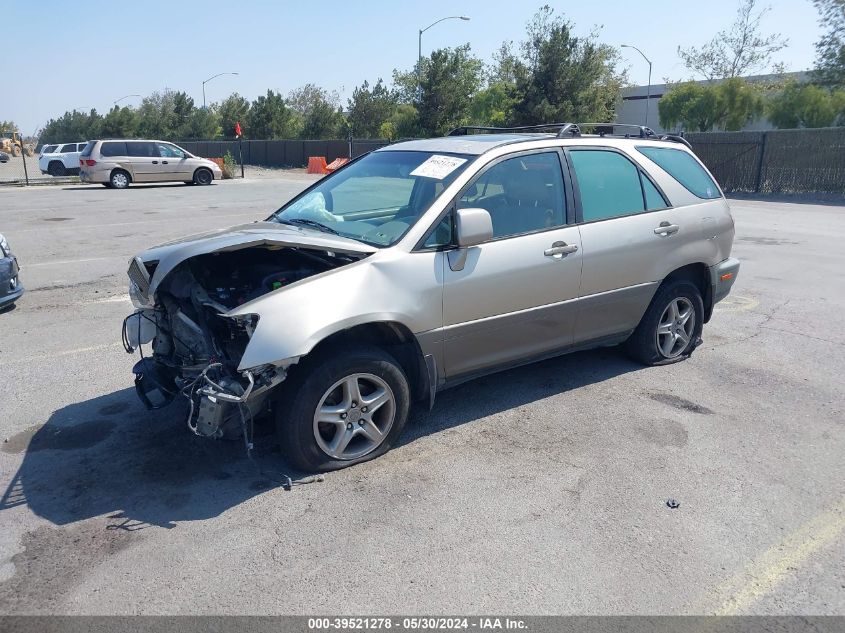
[26,257,116,268]
[0,342,124,366]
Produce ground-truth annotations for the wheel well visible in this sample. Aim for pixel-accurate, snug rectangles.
[306,322,429,402]
[111,167,131,181]
[194,166,212,178]
[664,263,713,322]
[48,159,63,167]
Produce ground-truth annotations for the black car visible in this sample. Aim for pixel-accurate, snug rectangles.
[0,233,24,308]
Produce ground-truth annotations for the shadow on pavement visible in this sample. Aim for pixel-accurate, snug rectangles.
[0,347,639,529]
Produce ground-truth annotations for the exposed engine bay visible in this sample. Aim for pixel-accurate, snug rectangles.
[123,245,364,440]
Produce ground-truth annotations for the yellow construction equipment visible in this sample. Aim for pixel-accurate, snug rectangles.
[0,130,35,157]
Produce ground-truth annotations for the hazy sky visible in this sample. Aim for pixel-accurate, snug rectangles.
[2,0,823,134]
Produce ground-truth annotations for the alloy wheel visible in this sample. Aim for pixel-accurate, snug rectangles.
[656,297,695,358]
[312,373,396,461]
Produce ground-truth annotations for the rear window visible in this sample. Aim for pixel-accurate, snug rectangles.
[80,141,96,157]
[636,146,721,199]
[126,141,158,157]
[100,141,128,157]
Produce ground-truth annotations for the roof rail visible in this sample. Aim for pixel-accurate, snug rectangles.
[566,123,657,139]
[658,133,693,149]
[446,122,693,149]
[447,123,572,136]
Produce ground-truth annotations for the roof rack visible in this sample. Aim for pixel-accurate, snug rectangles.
[446,122,692,148]
[448,123,572,136]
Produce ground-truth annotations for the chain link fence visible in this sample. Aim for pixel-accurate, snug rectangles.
[687,127,845,194]
[4,130,844,195]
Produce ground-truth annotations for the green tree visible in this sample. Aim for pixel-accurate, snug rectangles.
[469,82,517,126]
[347,79,397,138]
[416,44,484,136]
[813,0,845,88]
[218,93,251,138]
[510,6,626,125]
[136,90,197,139]
[718,77,766,130]
[100,106,139,138]
[658,82,723,131]
[0,120,17,133]
[659,78,764,131]
[39,109,103,144]
[182,107,222,140]
[767,81,844,128]
[247,90,301,139]
[678,0,788,80]
[301,99,344,139]
[379,104,419,140]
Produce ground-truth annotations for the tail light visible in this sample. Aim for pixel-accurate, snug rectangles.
[82,159,96,166]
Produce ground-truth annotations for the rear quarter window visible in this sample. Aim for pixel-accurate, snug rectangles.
[636,146,721,199]
[100,141,128,157]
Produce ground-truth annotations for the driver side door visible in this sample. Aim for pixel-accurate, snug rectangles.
[440,149,583,379]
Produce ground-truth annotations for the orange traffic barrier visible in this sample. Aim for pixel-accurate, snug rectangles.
[209,157,225,170]
[307,156,328,174]
[325,157,350,173]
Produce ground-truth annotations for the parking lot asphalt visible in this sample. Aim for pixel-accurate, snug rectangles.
[0,179,842,615]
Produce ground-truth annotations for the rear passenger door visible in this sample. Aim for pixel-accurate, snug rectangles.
[567,148,693,343]
[124,141,160,181]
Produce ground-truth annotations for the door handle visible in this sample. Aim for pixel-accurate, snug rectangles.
[151,160,158,164]
[162,160,169,164]
[544,241,579,258]
[654,221,679,236]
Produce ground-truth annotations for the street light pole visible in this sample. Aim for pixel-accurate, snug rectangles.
[202,72,239,109]
[621,44,653,128]
[113,94,141,108]
[418,16,470,100]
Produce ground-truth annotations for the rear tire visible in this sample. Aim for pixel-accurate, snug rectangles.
[625,279,704,366]
[48,161,65,177]
[275,345,411,472]
[110,169,130,189]
[193,168,213,185]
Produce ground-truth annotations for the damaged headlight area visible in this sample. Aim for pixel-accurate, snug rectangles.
[121,245,353,439]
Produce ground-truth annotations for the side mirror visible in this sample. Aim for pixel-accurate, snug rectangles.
[455,207,493,248]
[449,208,493,271]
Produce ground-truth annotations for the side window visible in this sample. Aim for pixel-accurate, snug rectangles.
[126,141,158,157]
[77,143,87,152]
[423,212,453,248]
[59,144,76,153]
[157,143,186,159]
[636,146,720,199]
[457,152,566,239]
[642,175,669,210]
[100,142,127,157]
[569,150,646,221]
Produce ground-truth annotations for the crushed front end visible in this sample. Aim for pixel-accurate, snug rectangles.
[122,242,362,440]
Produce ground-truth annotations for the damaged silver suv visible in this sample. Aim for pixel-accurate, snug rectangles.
[123,123,739,471]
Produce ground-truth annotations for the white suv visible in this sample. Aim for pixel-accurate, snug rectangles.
[38,142,87,177]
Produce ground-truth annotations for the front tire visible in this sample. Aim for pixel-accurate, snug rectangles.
[276,346,411,472]
[193,168,213,185]
[625,279,704,366]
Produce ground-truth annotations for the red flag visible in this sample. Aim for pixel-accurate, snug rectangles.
[235,121,242,138]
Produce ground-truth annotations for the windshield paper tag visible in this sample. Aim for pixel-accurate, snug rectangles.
[410,155,467,179]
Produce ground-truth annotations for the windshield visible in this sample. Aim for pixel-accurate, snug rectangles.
[269,150,473,247]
